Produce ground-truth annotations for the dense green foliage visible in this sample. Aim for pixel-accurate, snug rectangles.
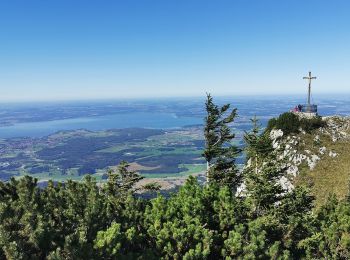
[203,94,241,190]
[244,116,273,173]
[0,98,349,259]
[266,112,326,135]
[2,171,350,259]
[300,116,327,133]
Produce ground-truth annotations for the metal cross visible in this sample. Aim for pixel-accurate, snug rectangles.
[303,71,317,106]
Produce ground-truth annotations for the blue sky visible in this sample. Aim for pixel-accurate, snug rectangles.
[0,0,349,101]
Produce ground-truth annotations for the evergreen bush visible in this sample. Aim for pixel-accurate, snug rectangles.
[266,112,300,135]
[266,112,326,135]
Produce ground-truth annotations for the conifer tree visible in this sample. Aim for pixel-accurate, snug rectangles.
[105,161,143,197]
[144,176,215,259]
[244,116,273,174]
[203,93,241,190]
[244,153,287,217]
[275,185,315,258]
[243,116,287,216]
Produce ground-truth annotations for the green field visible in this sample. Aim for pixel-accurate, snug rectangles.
[140,164,206,178]
[0,127,207,182]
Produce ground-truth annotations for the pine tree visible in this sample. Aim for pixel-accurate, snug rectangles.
[105,161,143,197]
[276,185,315,258]
[243,116,286,216]
[244,116,273,175]
[203,93,241,190]
[144,176,214,259]
[245,153,287,217]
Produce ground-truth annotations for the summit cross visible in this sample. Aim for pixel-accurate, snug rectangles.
[303,71,317,106]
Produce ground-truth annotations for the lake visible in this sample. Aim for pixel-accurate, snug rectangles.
[0,95,350,138]
[0,112,203,138]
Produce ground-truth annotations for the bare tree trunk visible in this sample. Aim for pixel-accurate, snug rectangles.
[206,161,210,184]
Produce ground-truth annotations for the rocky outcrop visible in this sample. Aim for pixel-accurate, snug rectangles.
[320,116,350,142]
[269,116,350,190]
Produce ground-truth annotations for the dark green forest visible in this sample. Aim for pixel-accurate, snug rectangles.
[1,95,350,259]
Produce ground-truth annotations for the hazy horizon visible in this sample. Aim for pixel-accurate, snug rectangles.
[1,92,350,104]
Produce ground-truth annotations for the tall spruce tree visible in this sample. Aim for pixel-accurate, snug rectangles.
[203,93,241,189]
[243,117,286,216]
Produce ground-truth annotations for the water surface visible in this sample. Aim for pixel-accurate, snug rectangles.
[0,112,202,138]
